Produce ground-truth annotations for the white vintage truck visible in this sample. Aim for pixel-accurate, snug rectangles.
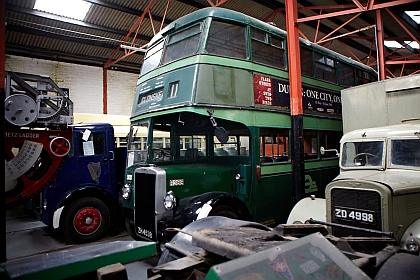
[288,74,420,252]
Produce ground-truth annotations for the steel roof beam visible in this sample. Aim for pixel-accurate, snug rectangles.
[258,0,374,57]
[6,4,152,41]
[7,24,123,49]
[296,0,418,23]
[83,0,172,24]
[6,43,141,73]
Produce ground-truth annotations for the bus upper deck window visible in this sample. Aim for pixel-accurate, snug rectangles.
[356,69,376,85]
[337,61,355,87]
[300,47,314,77]
[315,53,336,84]
[140,40,164,75]
[206,21,247,59]
[251,27,285,69]
[162,24,201,65]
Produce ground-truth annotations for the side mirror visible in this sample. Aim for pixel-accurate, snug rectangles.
[320,146,339,157]
[207,110,228,144]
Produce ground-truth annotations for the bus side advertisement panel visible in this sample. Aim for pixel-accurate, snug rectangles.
[253,74,342,115]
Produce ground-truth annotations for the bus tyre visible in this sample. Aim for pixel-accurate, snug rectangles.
[61,197,110,243]
[209,205,241,219]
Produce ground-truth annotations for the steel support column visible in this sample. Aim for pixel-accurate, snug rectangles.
[1,0,6,263]
[285,0,304,206]
[103,67,108,114]
[375,9,386,80]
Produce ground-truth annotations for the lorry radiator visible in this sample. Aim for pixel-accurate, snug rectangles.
[134,172,157,241]
[331,188,382,237]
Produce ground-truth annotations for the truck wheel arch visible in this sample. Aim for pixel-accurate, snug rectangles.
[399,217,420,249]
[52,186,119,231]
[60,196,111,243]
[287,196,327,225]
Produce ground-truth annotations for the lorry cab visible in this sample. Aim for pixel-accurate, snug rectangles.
[289,120,420,251]
[38,123,126,243]
[326,120,420,247]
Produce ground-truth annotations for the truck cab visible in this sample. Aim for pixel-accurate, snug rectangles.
[326,119,420,248]
[289,119,420,250]
[38,123,126,243]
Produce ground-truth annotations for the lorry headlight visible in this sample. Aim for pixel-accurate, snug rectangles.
[122,184,131,200]
[405,237,420,253]
[164,191,176,210]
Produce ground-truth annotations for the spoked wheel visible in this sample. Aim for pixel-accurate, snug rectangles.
[61,197,110,243]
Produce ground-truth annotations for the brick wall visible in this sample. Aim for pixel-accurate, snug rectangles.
[5,55,138,116]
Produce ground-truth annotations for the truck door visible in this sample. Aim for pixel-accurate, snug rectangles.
[75,127,114,189]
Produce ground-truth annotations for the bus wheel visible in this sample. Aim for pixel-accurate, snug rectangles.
[209,205,241,219]
[61,197,110,243]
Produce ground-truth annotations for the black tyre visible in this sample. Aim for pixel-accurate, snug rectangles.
[61,197,110,243]
[374,253,420,280]
[209,204,241,219]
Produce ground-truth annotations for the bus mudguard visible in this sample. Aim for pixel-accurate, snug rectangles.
[169,192,252,229]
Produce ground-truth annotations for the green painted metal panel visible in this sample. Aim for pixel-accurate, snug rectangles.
[195,65,253,106]
[161,163,235,198]
[1,241,156,280]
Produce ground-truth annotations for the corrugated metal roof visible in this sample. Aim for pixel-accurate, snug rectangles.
[5,0,419,75]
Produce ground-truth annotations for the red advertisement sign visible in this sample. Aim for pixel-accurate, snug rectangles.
[254,74,273,106]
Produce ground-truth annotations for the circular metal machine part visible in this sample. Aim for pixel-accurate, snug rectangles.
[4,94,38,126]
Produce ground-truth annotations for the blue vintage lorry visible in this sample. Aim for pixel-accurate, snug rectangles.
[4,71,127,243]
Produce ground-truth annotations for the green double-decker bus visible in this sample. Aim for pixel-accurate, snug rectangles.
[121,7,377,242]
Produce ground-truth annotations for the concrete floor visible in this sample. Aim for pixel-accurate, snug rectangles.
[4,205,159,279]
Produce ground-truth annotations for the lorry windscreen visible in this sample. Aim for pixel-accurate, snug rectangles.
[341,140,384,168]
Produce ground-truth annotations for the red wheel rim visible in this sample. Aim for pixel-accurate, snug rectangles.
[50,137,70,157]
[73,207,102,234]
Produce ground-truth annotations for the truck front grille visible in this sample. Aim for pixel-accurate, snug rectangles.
[331,188,382,237]
[134,172,157,241]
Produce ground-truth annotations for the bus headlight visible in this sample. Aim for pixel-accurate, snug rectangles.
[164,191,176,210]
[122,184,131,200]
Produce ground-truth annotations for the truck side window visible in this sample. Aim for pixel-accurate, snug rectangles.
[391,139,420,167]
[78,132,106,156]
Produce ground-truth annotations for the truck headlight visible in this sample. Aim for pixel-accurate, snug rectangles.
[122,184,131,200]
[164,191,176,210]
[405,237,420,253]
